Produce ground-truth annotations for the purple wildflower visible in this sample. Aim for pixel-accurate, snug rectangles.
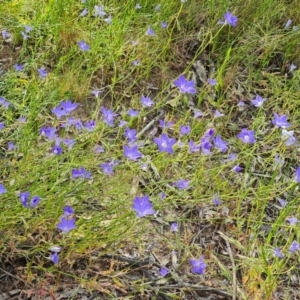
[124,128,137,143]
[141,95,154,107]
[208,78,217,86]
[173,179,190,190]
[38,68,48,79]
[84,120,96,131]
[0,97,10,109]
[64,205,74,216]
[161,22,168,28]
[119,120,128,128]
[223,11,238,27]
[127,108,139,117]
[154,133,176,154]
[251,95,266,108]
[20,192,30,207]
[200,137,213,155]
[193,109,204,118]
[50,252,59,264]
[52,105,68,119]
[123,145,142,160]
[78,40,90,51]
[160,267,169,277]
[295,166,300,182]
[72,167,91,179]
[204,128,215,138]
[190,256,207,275]
[238,101,246,108]
[14,64,23,71]
[237,129,256,144]
[173,75,196,94]
[60,100,78,114]
[188,140,201,153]
[232,165,243,173]
[62,117,83,130]
[227,152,238,161]
[180,125,191,135]
[2,30,10,39]
[132,195,156,218]
[8,142,16,151]
[289,241,300,253]
[0,184,7,195]
[272,113,291,128]
[40,126,58,140]
[57,217,76,233]
[213,197,221,205]
[101,107,117,127]
[132,59,140,66]
[278,198,287,208]
[94,5,106,17]
[274,248,284,258]
[63,139,75,149]
[285,19,293,29]
[30,196,40,208]
[52,145,63,155]
[100,162,115,175]
[287,217,298,225]
[214,135,228,153]
[18,117,26,123]
[170,223,178,232]
[0,122,4,131]
[146,26,156,36]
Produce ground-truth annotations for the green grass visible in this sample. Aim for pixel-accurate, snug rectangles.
[1,0,300,299]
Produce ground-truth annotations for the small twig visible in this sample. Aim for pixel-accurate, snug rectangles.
[218,231,237,300]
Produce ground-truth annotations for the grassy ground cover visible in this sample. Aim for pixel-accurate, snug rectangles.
[1,0,300,299]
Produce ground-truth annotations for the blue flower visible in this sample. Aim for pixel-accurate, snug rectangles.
[213,135,228,153]
[0,184,7,195]
[132,195,156,218]
[190,256,207,275]
[38,67,48,78]
[173,75,196,94]
[50,252,59,264]
[154,133,176,154]
[160,267,169,277]
[57,217,76,233]
[251,95,266,108]
[72,167,91,179]
[78,41,90,51]
[123,145,142,160]
[272,113,291,128]
[146,26,156,36]
[173,179,190,190]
